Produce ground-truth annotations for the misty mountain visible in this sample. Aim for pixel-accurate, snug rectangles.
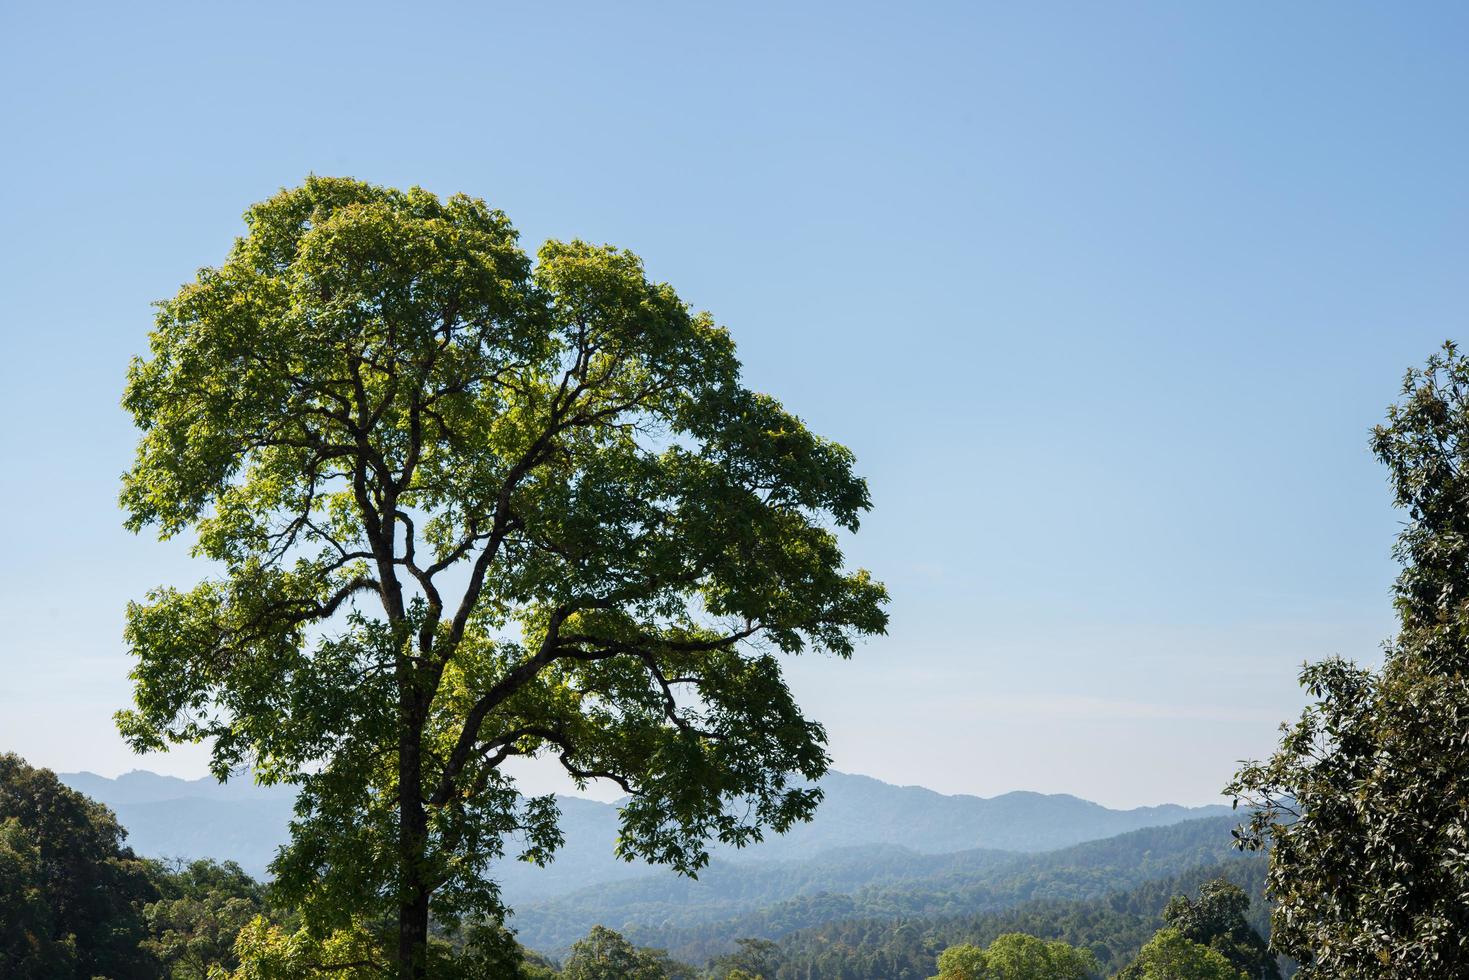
[59,768,1230,903]
[59,770,297,880]
[729,773,1231,857]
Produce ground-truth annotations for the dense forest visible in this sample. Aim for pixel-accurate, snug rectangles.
[742,858,1281,979]
[516,816,1252,959]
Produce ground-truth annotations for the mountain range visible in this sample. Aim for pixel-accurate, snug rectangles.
[59,768,1230,905]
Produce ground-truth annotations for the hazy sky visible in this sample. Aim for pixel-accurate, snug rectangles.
[3,2,1465,808]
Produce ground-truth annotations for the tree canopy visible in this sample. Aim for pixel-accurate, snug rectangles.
[1157,879,1277,980]
[1127,929,1245,980]
[561,925,694,980]
[118,176,887,978]
[0,753,161,979]
[1113,878,1276,980]
[932,932,1099,980]
[708,938,783,979]
[1230,341,1469,977]
[142,858,267,979]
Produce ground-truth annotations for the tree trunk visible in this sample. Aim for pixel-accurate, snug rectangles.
[398,691,431,980]
[397,880,430,980]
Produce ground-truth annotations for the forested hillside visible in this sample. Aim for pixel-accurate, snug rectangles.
[512,815,1250,960]
[754,858,1278,979]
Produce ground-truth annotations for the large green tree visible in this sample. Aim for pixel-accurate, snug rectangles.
[118,176,887,979]
[1230,341,1469,977]
[933,942,989,980]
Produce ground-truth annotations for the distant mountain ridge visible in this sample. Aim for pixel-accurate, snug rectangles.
[744,773,1230,858]
[60,770,298,880]
[58,768,1230,901]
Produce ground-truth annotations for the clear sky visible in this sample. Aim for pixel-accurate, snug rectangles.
[2,2,1465,808]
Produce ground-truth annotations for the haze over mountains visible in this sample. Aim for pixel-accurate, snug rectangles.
[58,768,1230,898]
[54,767,1255,964]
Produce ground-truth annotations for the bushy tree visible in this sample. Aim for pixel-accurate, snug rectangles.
[561,925,692,980]
[1114,879,1275,980]
[934,942,988,979]
[220,916,385,979]
[143,859,268,978]
[932,932,1098,979]
[0,817,74,977]
[708,937,782,979]
[1159,879,1277,980]
[1230,341,1469,977]
[0,753,161,979]
[217,909,558,978]
[1129,929,1245,980]
[117,176,887,979]
[983,934,1097,980]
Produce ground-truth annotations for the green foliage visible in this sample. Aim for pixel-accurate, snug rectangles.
[931,933,1097,979]
[1115,878,1277,980]
[934,943,987,979]
[561,925,693,980]
[1127,929,1245,980]
[1229,342,1469,977]
[0,817,76,978]
[705,934,787,980]
[0,753,162,979]
[721,857,1274,980]
[0,756,564,979]
[983,933,1096,979]
[1158,879,1277,980]
[118,176,887,975]
[219,916,385,979]
[709,938,783,979]
[211,915,555,979]
[143,858,269,978]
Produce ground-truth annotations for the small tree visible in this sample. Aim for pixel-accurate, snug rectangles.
[1160,879,1278,980]
[932,933,1097,980]
[1230,342,1469,977]
[118,177,887,979]
[933,942,987,980]
[561,925,690,980]
[1130,929,1245,980]
[709,937,782,979]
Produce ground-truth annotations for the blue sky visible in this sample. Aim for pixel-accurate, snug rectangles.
[2,2,1465,807]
